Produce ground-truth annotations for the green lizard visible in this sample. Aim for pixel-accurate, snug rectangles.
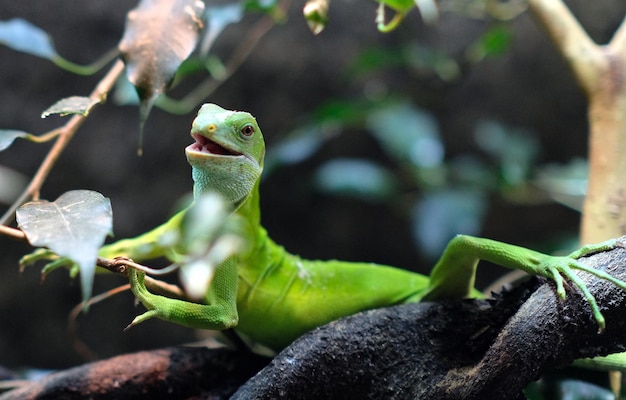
[25,103,626,353]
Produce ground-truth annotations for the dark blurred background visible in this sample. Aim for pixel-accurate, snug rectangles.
[1,0,625,370]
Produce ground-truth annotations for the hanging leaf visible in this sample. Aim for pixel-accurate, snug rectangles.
[303,0,329,35]
[0,130,28,151]
[198,2,245,56]
[119,0,205,148]
[376,0,414,32]
[16,190,113,304]
[41,96,101,118]
[0,18,57,60]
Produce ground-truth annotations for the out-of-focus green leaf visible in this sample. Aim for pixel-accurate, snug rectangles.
[41,96,101,118]
[0,130,28,151]
[16,190,113,303]
[314,99,373,124]
[119,0,205,147]
[407,44,460,81]
[0,165,27,205]
[303,0,329,35]
[535,159,587,212]
[367,102,443,169]
[525,378,615,400]
[411,188,486,260]
[199,2,245,55]
[0,18,57,60]
[243,0,279,12]
[350,44,459,81]
[349,47,405,77]
[376,0,414,31]
[448,155,497,191]
[474,120,539,187]
[466,25,513,63]
[314,158,398,201]
[264,125,337,175]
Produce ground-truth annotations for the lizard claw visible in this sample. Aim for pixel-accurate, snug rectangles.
[20,249,80,278]
[542,239,626,333]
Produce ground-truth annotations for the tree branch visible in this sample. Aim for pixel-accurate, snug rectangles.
[528,0,604,96]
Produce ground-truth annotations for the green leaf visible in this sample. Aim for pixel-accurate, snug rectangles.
[243,0,279,12]
[473,120,539,186]
[119,0,205,146]
[264,125,332,175]
[16,190,113,303]
[303,0,329,35]
[367,102,443,169]
[0,129,28,151]
[41,96,101,118]
[535,159,587,212]
[0,18,57,60]
[466,25,513,63]
[411,189,486,260]
[314,158,398,201]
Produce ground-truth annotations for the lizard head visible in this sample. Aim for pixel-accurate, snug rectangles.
[186,103,265,205]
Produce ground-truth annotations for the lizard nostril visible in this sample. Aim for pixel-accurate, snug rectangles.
[206,123,217,133]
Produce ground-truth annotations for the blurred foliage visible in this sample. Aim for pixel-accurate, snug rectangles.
[264,96,586,259]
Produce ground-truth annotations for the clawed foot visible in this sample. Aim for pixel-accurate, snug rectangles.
[19,248,80,278]
[545,238,626,333]
[124,268,161,331]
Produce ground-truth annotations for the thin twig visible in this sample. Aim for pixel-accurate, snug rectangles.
[95,256,187,299]
[0,225,26,241]
[67,283,131,361]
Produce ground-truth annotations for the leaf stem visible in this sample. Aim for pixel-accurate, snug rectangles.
[51,47,120,76]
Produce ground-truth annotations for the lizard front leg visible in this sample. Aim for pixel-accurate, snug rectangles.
[423,235,626,332]
[126,258,239,331]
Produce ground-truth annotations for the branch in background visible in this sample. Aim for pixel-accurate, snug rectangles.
[528,0,626,244]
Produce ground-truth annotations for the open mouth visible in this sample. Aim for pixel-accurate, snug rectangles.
[188,133,242,156]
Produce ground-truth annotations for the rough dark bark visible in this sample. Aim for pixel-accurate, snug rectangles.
[0,347,269,400]
[3,240,626,399]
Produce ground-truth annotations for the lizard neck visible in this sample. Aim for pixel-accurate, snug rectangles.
[234,179,262,230]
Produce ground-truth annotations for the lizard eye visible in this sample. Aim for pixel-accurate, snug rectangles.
[241,124,255,137]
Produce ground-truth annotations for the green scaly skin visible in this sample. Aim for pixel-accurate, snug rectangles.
[96,104,626,354]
